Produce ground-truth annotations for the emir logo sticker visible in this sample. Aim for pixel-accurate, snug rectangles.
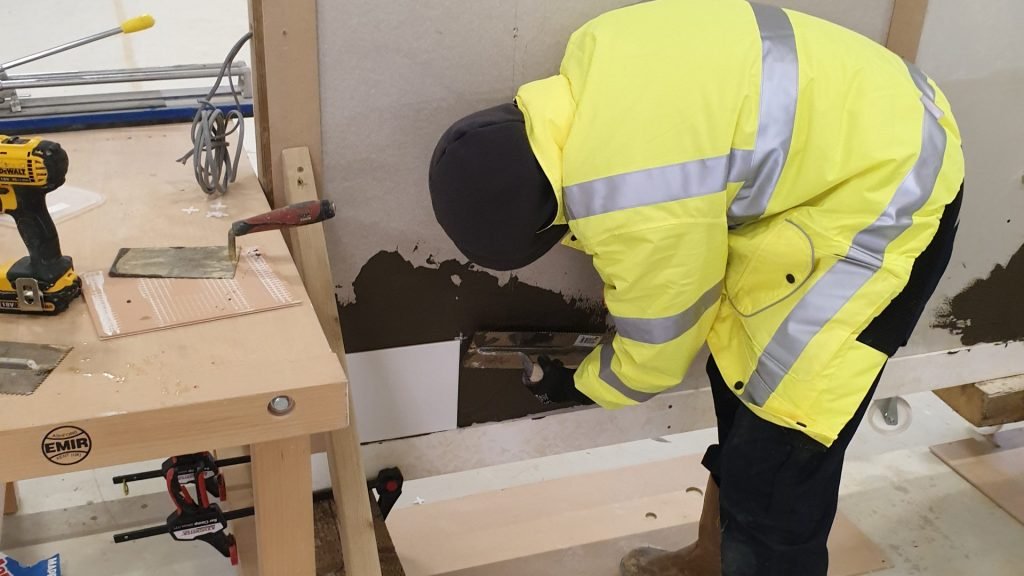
[41,426,92,465]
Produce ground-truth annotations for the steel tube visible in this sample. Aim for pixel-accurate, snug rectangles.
[1,28,122,71]
[0,64,249,91]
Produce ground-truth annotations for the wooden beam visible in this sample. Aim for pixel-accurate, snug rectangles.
[252,435,317,575]
[886,0,930,63]
[248,0,323,209]
[934,374,1024,428]
[3,482,16,515]
[931,428,1024,526]
[283,146,384,576]
[386,455,889,576]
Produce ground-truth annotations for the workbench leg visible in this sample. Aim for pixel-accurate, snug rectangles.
[3,482,16,515]
[252,436,316,575]
[328,419,384,576]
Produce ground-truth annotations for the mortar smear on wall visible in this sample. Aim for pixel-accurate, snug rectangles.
[933,243,1024,345]
[337,250,608,354]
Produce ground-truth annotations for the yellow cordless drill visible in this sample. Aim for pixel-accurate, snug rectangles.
[0,136,81,314]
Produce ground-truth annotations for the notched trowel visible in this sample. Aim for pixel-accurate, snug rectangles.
[463,331,606,383]
[0,341,72,396]
[109,200,336,280]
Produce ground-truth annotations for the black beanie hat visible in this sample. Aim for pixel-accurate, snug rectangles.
[429,103,569,271]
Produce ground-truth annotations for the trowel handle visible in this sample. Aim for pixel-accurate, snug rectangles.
[231,200,336,237]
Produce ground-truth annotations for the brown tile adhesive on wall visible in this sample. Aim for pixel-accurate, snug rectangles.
[933,243,1024,346]
[338,250,608,426]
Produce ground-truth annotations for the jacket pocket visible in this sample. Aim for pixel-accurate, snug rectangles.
[725,219,816,317]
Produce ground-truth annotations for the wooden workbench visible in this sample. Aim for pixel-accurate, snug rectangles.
[0,125,349,575]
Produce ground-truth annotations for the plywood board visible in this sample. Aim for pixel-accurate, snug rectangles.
[0,126,348,481]
[387,454,888,576]
[348,341,460,443]
[931,428,1024,526]
[80,248,300,339]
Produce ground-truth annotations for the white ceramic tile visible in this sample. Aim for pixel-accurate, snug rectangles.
[348,340,461,443]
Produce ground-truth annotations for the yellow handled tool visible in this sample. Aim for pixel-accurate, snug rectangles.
[120,14,156,34]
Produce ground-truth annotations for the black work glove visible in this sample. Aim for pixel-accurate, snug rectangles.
[527,356,596,406]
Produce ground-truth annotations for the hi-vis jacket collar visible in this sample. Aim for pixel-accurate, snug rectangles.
[515,76,574,228]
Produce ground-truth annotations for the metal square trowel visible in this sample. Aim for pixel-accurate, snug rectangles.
[0,341,72,396]
[109,200,336,280]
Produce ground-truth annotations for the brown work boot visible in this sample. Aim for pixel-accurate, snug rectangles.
[620,479,721,576]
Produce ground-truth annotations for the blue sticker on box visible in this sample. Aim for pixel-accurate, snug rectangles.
[0,553,61,576]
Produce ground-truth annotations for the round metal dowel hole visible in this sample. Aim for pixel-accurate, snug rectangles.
[268,395,295,416]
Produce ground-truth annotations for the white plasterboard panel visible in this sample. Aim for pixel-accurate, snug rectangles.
[348,340,461,443]
[363,339,1024,481]
[898,0,1024,355]
[318,0,1024,458]
[317,0,620,307]
[316,0,899,343]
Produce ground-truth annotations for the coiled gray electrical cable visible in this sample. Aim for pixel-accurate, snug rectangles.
[177,32,253,197]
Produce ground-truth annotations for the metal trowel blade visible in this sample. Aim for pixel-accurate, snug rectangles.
[0,341,73,396]
[109,246,237,279]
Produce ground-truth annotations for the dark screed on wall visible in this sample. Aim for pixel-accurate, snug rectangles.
[337,250,608,425]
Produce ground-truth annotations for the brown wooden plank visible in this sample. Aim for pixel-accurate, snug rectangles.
[934,374,1024,427]
[886,0,930,62]
[247,0,323,209]
[283,146,384,576]
[3,482,16,516]
[252,435,317,575]
[388,454,888,576]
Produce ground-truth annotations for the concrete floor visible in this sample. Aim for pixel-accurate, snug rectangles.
[3,1,1024,574]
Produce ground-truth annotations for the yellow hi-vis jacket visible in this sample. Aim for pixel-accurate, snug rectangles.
[514,0,965,446]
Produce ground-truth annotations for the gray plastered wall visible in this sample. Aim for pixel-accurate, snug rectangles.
[316,0,1023,369]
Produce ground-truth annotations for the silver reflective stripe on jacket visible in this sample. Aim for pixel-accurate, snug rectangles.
[598,343,674,403]
[564,151,742,221]
[581,3,798,402]
[741,62,947,406]
[727,3,799,226]
[613,281,723,345]
[563,4,796,224]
